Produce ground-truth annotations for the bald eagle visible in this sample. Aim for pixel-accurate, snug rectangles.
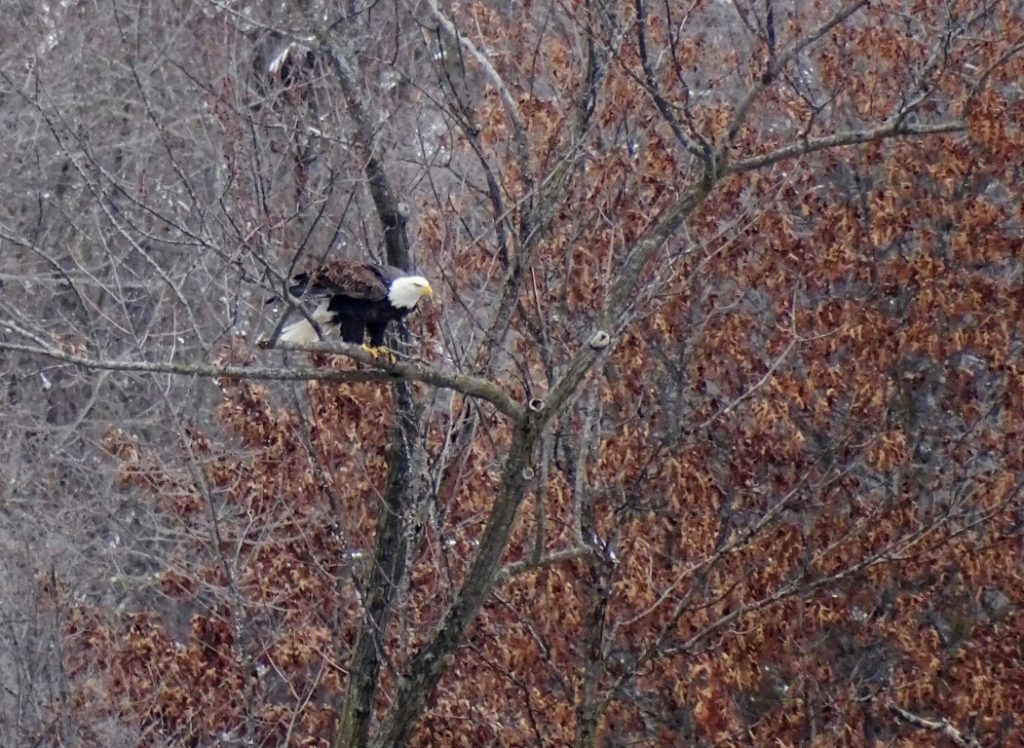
[267,260,433,358]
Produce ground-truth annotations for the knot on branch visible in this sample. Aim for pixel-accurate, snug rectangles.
[521,467,535,481]
[528,397,545,413]
[587,331,610,350]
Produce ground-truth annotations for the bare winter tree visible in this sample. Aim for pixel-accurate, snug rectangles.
[2,1,1022,746]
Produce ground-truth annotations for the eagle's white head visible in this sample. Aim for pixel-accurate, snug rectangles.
[389,275,433,309]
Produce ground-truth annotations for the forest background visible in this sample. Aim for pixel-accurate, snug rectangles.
[1,1,1023,746]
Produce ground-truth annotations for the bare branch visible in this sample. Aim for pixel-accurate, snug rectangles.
[724,0,870,147]
[424,0,535,206]
[963,34,1024,115]
[633,0,710,161]
[494,546,596,584]
[724,119,966,176]
[0,339,524,421]
[318,43,412,269]
[888,701,982,748]
[372,413,542,748]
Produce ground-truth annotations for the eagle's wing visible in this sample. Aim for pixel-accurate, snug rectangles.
[289,260,389,301]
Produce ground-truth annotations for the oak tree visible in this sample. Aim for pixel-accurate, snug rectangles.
[2,1,1022,746]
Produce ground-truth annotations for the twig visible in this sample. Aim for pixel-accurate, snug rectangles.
[424,0,535,201]
[888,700,981,748]
[494,546,596,584]
[724,0,870,146]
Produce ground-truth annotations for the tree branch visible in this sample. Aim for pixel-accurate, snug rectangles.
[494,546,596,584]
[723,0,870,147]
[0,339,524,421]
[888,700,982,748]
[724,119,965,176]
[634,0,710,161]
[318,43,412,270]
[424,0,535,207]
[600,178,713,327]
[372,414,542,748]
[317,31,429,748]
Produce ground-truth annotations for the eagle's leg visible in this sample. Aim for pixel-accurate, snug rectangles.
[363,322,397,364]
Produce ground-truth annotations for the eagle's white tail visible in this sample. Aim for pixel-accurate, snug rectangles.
[278,302,336,344]
[279,319,319,344]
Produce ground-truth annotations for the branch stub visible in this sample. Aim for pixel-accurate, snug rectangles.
[588,331,611,350]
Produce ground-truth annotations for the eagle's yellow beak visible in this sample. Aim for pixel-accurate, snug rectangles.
[422,283,434,300]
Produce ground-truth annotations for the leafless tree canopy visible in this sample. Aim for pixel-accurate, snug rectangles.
[2,0,1023,746]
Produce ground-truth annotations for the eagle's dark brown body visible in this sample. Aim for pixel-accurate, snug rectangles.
[269,260,432,348]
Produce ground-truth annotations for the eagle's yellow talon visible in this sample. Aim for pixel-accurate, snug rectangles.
[360,344,397,364]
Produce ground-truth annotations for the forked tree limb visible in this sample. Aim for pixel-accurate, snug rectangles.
[365,5,1009,742]
[723,0,870,146]
[424,0,535,211]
